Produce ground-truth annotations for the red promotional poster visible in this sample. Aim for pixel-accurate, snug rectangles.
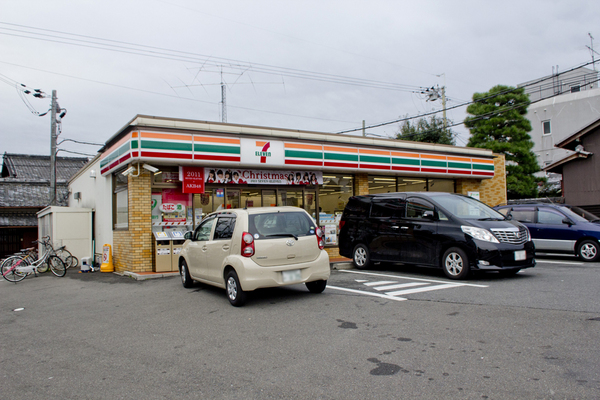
[181,166,205,193]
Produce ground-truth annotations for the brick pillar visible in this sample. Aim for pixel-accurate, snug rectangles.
[113,169,154,272]
[456,154,507,207]
[354,173,369,195]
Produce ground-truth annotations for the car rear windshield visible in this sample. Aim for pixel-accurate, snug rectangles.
[249,212,316,239]
[561,206,600,223]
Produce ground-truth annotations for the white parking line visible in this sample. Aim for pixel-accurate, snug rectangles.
[340,269,489,288]
[386,283,463,296]
[326,285,408,301]
[363,281,398,287]
[536,260,584,265]
[373,282,429,291]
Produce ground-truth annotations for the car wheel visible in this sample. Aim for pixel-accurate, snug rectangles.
[577,240,600,262]
[442,247,470,280]
[306,280,327,293]
[353,244,371,269]
[226,270,247,307]
[180,260,194,288]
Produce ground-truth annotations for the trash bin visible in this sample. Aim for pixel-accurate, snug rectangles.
[170,231,186,272]
[154,232,172,272]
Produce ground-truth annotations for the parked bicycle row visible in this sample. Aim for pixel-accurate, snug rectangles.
[1,236,79,283]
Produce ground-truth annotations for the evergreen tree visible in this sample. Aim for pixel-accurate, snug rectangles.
[396,115,455,145]
[464,85,540,199]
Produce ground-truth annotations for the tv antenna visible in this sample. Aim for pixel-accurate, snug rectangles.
[168,65,285,123]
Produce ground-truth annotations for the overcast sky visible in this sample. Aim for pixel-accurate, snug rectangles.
[1,0,599,159]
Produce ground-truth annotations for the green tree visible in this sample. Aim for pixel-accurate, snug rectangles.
[464,85,540,199]
[396,114,455,145]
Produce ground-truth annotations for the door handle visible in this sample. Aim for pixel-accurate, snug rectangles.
[391,226,399,229]
[401,226,409,230]
[202,246,208,251]
[222,245,230,250]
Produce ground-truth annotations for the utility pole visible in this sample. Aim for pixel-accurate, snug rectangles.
[50,90,57,206]
[441,86,447,129]
[589,33,596,71]
[220,70,227,123]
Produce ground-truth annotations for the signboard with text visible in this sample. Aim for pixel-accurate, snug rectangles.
[204,168,323,185]
[181,166,205,193]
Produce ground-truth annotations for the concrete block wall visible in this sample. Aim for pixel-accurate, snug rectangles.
[113,169,154,272]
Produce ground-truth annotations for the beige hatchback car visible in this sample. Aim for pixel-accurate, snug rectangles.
[178,207,331,306]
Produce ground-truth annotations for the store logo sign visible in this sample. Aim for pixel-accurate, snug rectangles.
[160,203,184,213]
[255,142,271,163]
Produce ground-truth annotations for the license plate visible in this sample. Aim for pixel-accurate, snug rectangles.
[282,269,302,283]
[514,250,526,261]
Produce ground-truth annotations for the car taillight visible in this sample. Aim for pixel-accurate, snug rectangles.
[241,232,255,257]
[316,228,325,250]
[339,220,345,230]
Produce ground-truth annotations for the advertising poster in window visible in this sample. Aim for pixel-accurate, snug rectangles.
[322,225,337,245]
[205,168,322,185]
[161,188,192,223]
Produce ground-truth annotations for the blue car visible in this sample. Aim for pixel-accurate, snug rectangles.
[494,203,600,261]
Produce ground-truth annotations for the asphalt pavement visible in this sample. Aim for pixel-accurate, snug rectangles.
[1,258,599,399]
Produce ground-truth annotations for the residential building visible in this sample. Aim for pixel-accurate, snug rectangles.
[0,153,88,257]
[545,116,600,216]
[519,66,600,181]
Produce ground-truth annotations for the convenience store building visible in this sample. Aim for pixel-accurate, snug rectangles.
[69,115,507,272]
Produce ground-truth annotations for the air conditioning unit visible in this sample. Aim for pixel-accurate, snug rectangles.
[74,192,81,200]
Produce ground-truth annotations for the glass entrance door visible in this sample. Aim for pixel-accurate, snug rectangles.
[262,189,277,207]
[278,189,303,208]
[225,189,240,209]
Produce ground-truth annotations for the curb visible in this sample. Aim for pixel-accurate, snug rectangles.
[116,262,355,281]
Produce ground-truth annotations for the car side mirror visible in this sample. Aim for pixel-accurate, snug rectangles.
[184,231,193,240]
[562,218,574,226]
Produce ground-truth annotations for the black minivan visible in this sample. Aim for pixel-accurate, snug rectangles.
[338,192,535,279]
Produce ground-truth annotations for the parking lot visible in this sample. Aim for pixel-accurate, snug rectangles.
[2,256,599,399]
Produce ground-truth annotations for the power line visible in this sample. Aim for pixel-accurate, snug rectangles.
[0,61,356,124]
[337,60,598,134]
[0,22,423,93]
[385,75,600,145]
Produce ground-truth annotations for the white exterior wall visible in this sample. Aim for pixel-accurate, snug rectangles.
[526,87,600,171]
[68,156,113,262]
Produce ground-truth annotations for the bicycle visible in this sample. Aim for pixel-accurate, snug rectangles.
[1,237,67,283]
[36,237,78,272]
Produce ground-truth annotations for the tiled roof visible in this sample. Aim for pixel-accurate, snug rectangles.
[0,210,39,227]
[1,153,88,182]
[0,182,70,208]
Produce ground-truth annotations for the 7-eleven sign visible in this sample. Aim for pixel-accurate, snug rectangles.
[241,139,284,166]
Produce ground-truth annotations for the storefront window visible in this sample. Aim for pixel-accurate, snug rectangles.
[397,177,427,192]
[278,188,304,208]
[427,178,455,192]
[319,175,354,246]
[262,190,277,208]
[241,189,261,208]
[113,173,128,229]
[150,187,193,234]
[369,176,397,193]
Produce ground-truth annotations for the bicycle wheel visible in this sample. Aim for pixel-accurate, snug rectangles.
[48,255,67,277]
[56,249,77,269]
[37,261,49,273]
[1,256,28,282]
